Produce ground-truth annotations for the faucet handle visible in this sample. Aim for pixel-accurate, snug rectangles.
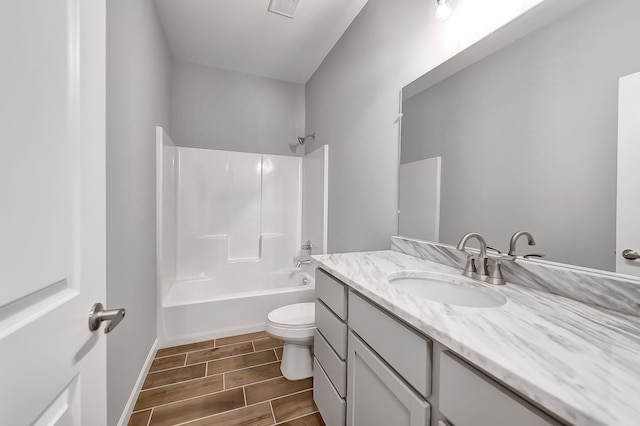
[301,240,313,253]
[486,259,506,285]
[462,255,476,278]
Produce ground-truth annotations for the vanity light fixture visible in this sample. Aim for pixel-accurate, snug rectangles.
[436,0,452,20]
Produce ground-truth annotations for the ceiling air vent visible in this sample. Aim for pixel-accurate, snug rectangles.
[268,0,299,19]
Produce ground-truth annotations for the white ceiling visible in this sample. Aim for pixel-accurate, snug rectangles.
[153,0,369,84]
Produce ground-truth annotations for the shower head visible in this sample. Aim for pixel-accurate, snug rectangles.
[297,133,316,145]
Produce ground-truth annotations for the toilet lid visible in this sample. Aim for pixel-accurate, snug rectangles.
[268,302,315,327]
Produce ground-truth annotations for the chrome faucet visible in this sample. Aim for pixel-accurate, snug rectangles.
[507,231,536,256]
[295,258,311,268]
[456,232,489,277]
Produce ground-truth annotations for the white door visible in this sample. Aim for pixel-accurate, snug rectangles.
[0,0,107,424]
[616,71,640,276]
[398,157,441,242]
[301,145,329,259]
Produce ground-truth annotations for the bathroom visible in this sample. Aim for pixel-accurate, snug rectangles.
[3,0,640,425]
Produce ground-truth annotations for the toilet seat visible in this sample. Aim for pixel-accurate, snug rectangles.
[267,302,314,328]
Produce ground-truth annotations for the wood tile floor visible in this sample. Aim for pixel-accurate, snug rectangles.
[128,331,325,426]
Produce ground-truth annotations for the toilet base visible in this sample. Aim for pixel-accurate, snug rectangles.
[280,342,313,381]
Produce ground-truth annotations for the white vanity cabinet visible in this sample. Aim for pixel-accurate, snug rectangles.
[314,269,348,425]
[313,268,566,426]
[314,268,431,426]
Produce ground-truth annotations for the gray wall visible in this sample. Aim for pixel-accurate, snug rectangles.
[303,0,542,253]
[106,0,171,423]
[170,60,305,156]
[401,0,640,271]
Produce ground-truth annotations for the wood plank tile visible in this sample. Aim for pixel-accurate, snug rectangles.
[187,342,254,365]
[149,353,186,373]
[207,349,277,376]
[224,361,282,389]
[215,331,269,347]
[271,390,318,423]
[253,337,284,351]
[183,402,274,426]
[274,347,284,360]
[134,375,223,411]
[245,377,313,405]
[149,388,245,426]
[156,340,214,358]
[128,409,152,426]
[142,363,206,390]
[277,412,325,426]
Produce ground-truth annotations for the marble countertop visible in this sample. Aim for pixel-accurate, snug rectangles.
[312,250,640,426]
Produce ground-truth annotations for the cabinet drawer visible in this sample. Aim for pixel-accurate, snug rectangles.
[314,330,346,398]
[316,300,347,359]
[347,332,430,426]
[316,269,348,320]
[349,292,431,398]
[314,358,346,426]
[440,352,563,426]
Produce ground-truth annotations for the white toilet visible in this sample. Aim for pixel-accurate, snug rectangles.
[266,302,316,381]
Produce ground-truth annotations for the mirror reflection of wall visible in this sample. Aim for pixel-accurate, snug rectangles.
[400,0,640,271]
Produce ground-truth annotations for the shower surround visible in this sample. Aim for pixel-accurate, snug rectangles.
[156,128,315,347]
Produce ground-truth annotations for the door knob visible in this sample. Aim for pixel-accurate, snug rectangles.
[622,249,640,260]
[89,302,126,333]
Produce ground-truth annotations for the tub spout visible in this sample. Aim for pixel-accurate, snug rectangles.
[295,258,311,268]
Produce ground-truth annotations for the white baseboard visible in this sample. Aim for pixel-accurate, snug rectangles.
[117,338,158,426]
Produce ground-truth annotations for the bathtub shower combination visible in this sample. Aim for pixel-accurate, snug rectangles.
[157,128,326,347]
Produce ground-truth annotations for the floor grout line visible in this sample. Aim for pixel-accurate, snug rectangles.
[145,407,153,426]
[208,358,282,377]
[224,371,285,390]
[144,361,207,377]
[214,334,273,349]
[146,358,190,375]
[185,344,280,366]
[141,371,220,393]
[269,400,277,425]
[155,334,276,359]
[173,400,276,426]
[136,385,241,412]
[274,410,320,425]
[268,387,314,404]
[155,343,215,359]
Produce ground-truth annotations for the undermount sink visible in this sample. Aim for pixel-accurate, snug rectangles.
[387,270,507,308]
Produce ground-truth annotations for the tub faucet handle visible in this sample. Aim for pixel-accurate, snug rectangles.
[301,240,313,253]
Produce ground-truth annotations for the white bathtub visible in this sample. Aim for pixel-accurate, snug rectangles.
[159,270,315,347]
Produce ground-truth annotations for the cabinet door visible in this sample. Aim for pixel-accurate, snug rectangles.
[440,352,562,426]
[347,332,430,426]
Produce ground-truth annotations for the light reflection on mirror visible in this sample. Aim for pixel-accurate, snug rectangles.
[399,0,640,271]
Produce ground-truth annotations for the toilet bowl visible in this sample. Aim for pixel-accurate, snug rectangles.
[266,302,315,380]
